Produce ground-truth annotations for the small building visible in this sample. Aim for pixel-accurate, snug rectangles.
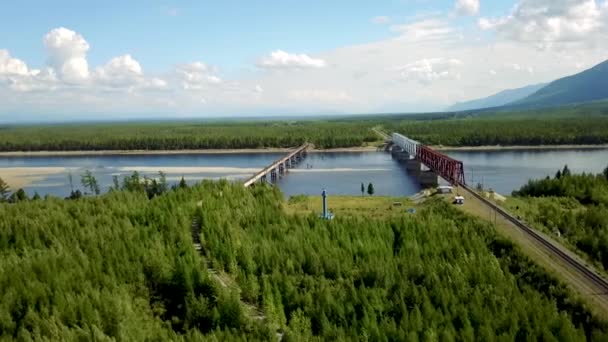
[453,196,465,205]
[437,185,453,194]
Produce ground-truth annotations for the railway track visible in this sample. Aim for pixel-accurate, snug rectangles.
[460,184,608,295]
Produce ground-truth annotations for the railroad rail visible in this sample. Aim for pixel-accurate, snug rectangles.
[243,143,309,187]
[460,184,608,294]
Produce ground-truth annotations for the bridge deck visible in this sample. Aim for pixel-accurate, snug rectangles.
[243,143,309,187]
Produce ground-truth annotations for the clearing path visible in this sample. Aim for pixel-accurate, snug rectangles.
[455,185,608,317]
[191,205,283,339]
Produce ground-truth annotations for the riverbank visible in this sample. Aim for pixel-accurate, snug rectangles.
[434,144,608,151]
[0,167,67,189]
[0,146,379,157]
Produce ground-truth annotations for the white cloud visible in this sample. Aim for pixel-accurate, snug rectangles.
[95,54,143,87]
[454,0,480,16]
[396,58,463,84]
[391,19,458,42]
[43,27,90,83]
[255,84,264,93]
[478,0,608,47]
[176,62,222,90]
[371,16,391,24]
[0,50,30,75]
[257,50,327,69]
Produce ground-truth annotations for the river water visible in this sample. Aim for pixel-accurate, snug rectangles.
[1,149,607,198]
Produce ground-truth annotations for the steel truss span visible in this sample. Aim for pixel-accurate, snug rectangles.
[416,145,466,185]
[391,132,465,185]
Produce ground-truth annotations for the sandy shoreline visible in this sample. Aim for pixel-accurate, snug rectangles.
[0,167,67,189]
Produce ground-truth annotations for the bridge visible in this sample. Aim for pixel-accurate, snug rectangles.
[243,143,309,187]
[390,133,465,185]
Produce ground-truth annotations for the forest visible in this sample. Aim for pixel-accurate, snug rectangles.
[0,121,378,151]
[507,165,608,272]
[2,103,608,151]
[0,180,607,340]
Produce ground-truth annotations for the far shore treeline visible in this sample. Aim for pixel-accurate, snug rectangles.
[1,102,608,151]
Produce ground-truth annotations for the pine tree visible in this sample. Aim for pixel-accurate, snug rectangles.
[367,183,375,196]
[361,183,365,197]
[0,177,9,201]
[562,164,571,177]
[179,176,188,189]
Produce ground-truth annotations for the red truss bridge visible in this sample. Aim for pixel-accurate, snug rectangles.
[391,133,466,185]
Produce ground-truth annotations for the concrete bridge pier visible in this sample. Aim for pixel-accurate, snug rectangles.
[271,168,278,182]
[279,163,285,176]
[406,159,421,172]
[418,171,439,187]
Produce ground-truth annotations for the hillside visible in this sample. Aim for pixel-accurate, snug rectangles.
[447,83,547,112]
[510,59,608,108]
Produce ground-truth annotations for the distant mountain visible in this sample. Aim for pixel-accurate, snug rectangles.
[447,83,547,112]
[507,59,608,109]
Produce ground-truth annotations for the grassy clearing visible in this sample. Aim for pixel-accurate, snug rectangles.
[284,194,417,219]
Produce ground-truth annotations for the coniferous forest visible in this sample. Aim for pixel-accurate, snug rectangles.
[0,180,606,340]
[508,166,608,272]
[1,103,608,151]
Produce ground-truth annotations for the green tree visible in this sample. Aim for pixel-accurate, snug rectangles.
[112,175,121,191]
[9,188,28,203]
[367,183,375,196]
[32,192,41,201]
[562,164,571,177]
[360,183,365,197]
[604,165,608,181]
[81,170,100,195]
[158,171,168,194]
[0,177,9,201]
[555,170,562,179]
[179,176,188,189]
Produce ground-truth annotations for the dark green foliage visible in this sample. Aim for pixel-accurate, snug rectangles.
[32,192,41,201]
[67,189,83,200]
[510,168,608,270]
[360,182,365,197]
[0,182,267,340]
[0,181,606,340]
[604,165,608,181]
[513,169,608,206]
[367,182,374,196]
[0,177,9,201]
[179,176,188,189]
[80,170,100,195]
[388,116,608,146]
[195,186,607,340]
[0,121,377,151]
[8,188,28,203]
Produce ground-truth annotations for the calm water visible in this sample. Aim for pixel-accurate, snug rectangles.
[1,149,607,198]
[446,149,608,195]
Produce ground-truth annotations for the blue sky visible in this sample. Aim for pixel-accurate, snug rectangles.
[1,0,607,122]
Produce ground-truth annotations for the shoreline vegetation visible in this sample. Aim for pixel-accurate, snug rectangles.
[1,144,607,157]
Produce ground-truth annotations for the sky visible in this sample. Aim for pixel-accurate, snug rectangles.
[1,0,607,122]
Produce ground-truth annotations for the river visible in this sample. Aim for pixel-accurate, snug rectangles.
[0,149,607,198]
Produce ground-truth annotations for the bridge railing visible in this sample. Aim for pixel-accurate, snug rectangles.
[243,143,309,187]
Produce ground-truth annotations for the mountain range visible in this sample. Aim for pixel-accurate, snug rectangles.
[447,59,608,112]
